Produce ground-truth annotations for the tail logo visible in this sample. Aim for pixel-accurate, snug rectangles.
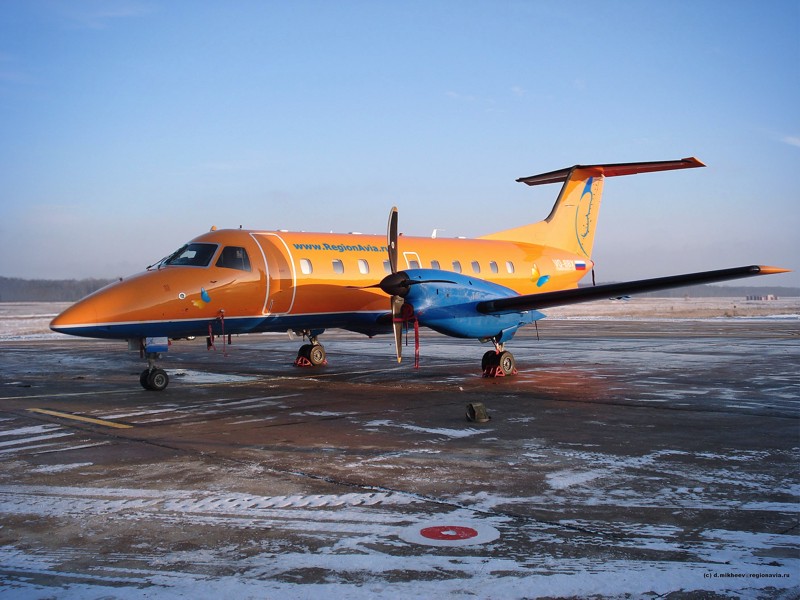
[574,177,596,258]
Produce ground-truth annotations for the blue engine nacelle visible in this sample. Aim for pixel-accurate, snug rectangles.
[397,269,544,343]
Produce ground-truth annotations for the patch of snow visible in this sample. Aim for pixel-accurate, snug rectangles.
[29,462,94,474]
[363,419,492,439]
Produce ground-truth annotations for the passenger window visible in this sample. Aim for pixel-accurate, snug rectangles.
[471,261,481,274]
[383,260,391,274]
[358,259,370,275]
[452,260,462,273]
[216,246,252,271]
[431,260,440,270]
[505,261,515,274]
[489,261,499,274]
[332,259,344,274]
[409,260,420,269]
[300,258,313,275]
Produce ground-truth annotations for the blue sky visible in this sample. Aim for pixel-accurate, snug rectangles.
[1,0,798,286]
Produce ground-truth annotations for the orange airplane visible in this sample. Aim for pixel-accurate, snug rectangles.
[50,157,789,390]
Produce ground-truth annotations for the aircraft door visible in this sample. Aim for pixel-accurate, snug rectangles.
[403,252,422,269]
[251,233,296,314]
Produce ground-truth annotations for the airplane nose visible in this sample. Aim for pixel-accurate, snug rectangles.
[50,276,149,338]
[50,288,113,337]
[49,269,225,339]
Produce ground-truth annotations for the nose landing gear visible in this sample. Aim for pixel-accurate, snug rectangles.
[136,338,171,391]
[140,351,169,391]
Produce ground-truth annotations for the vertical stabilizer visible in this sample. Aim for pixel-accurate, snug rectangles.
[480,157,705,260]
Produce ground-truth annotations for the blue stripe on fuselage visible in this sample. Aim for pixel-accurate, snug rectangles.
[51,312,390,340]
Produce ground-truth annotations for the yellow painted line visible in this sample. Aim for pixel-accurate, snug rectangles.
[27,408,133,429]
[0,390,131,401]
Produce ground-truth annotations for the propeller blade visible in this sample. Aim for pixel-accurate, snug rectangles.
[391,295,404,363]
[387,206,398,274]
[387,206,402,362]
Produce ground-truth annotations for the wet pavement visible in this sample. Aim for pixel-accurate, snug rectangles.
[1,317,798,598]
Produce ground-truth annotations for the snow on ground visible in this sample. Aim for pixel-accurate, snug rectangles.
[364,419,493,439]
[0,303,71,339]
[1,483,797,599]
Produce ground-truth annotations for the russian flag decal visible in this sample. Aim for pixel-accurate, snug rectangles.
[575,261,587,270]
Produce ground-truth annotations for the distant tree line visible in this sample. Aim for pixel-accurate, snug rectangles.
[0,277,116,302]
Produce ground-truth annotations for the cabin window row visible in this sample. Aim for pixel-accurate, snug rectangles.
[298,258,516,276]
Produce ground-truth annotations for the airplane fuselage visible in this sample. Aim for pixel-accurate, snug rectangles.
[50,228,591,340]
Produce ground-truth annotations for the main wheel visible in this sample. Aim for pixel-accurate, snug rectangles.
[497,351,516,376]
[146,368,169,391]
[308,344,326,366]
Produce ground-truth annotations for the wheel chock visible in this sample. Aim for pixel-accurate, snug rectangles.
[294,356,328,368]
[466,402,490,423]
[482,366,518,378]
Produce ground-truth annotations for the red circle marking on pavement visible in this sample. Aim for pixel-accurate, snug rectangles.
[420,526,478,541]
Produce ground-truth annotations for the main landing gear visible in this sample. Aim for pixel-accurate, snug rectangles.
[294,331,327,367]
[481,341,517,378]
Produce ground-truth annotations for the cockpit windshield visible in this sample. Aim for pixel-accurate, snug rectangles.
[163,243,218,267]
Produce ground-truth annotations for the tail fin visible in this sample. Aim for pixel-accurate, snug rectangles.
[480,157,705,259]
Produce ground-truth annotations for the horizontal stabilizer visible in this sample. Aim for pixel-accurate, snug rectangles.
[477,265,790,315]
[516,157,705,186]
[483,157,706,261]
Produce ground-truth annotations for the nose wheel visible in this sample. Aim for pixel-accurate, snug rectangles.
[140,367,169,391]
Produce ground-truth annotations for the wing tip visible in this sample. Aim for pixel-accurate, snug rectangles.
[682,156,706,168]
[756,265,792,275]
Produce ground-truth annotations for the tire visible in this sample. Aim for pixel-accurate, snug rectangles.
[498,351,516,376]
[140,369,152,390]
[308,345,326,366]
[297,344,312,359]
[481,351,498,371]
[146,368,169,391]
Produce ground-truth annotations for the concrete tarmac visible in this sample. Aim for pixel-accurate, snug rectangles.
[1,318,798,598]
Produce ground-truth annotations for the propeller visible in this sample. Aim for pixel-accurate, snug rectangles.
[385,207,405,363]
[370,207,455,366]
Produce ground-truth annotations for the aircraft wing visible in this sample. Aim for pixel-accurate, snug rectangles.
[477,265,789,315]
